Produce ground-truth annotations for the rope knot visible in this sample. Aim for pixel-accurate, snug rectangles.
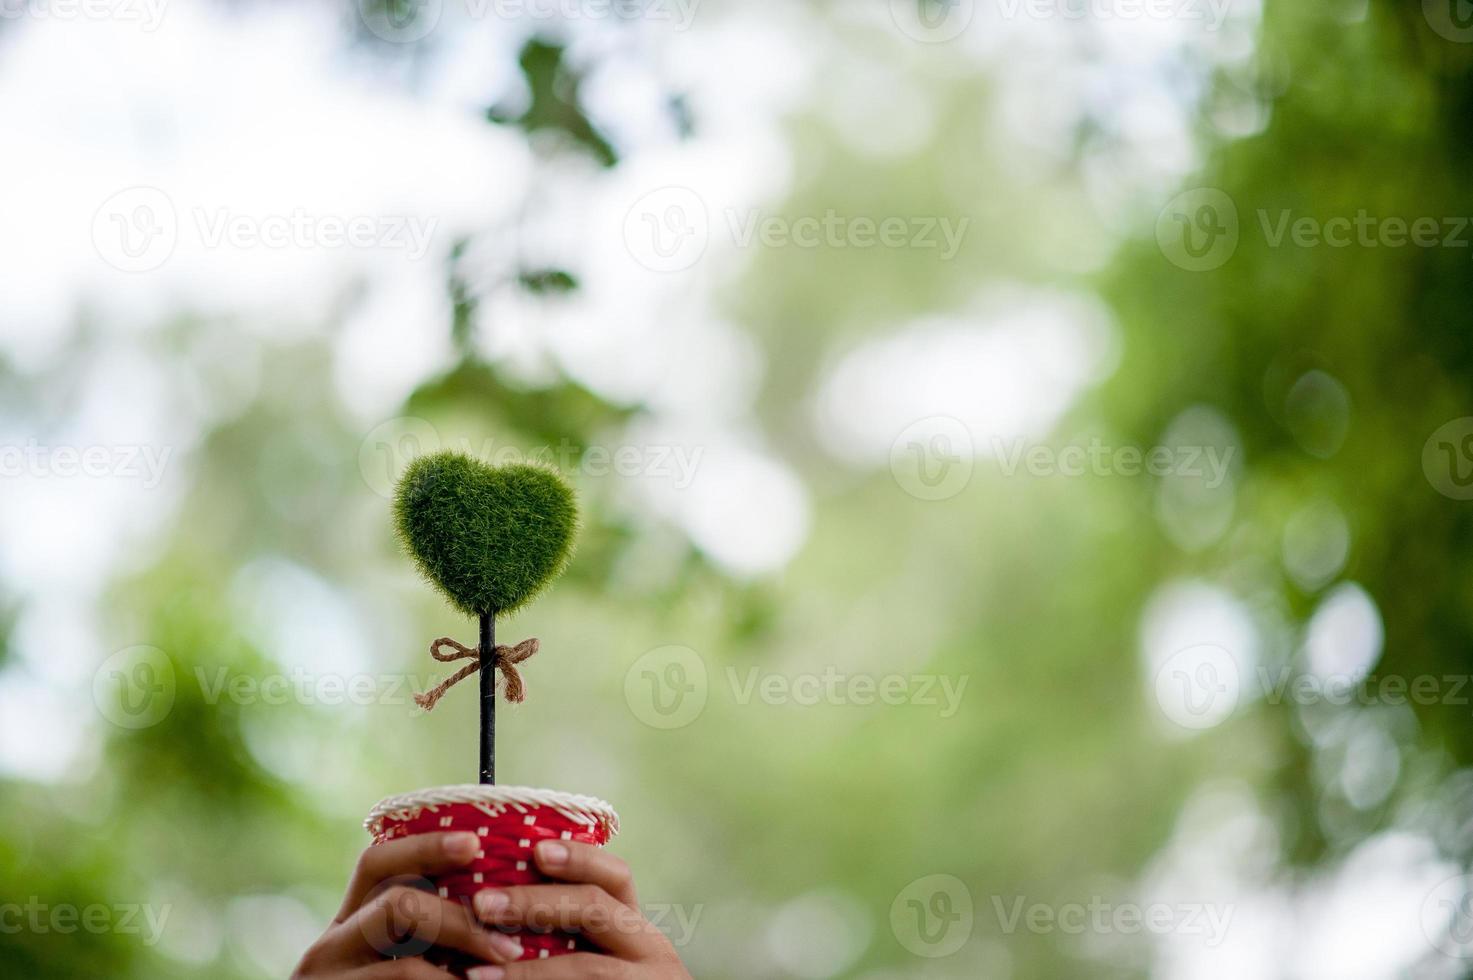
[413,635,540,712]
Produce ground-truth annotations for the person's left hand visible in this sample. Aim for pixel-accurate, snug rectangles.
[465,839,692,980]
[292,831,525,978]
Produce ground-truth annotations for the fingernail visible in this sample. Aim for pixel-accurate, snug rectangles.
[444,833,480,862]
[468,968,505,980]
[537,841,569,867]
[475,890,510,918]
[487,931,523,962]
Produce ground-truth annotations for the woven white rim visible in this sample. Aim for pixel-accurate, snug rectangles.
[365,784,620,840]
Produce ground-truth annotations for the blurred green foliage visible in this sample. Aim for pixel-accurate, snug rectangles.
[8,2,1473,979]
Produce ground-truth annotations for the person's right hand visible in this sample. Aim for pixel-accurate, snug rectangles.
[292,832,526,979]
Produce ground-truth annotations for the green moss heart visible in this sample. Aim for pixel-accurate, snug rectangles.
[394,451,577,617]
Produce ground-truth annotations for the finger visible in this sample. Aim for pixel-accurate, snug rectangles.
[336,833,482,921]
[533,841,638,907]
[469,952,635,980]
[329,884,525,966]
[474,885,661,959]
[339,958,454,980]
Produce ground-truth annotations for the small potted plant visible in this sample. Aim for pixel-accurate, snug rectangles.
[364,450,618,965]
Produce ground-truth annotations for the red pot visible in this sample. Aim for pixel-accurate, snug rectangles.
[365,785,620,969]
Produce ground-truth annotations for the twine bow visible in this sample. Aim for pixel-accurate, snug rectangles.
[413,636,540,711]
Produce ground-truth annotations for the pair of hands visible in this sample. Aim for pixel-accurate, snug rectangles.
[293,831,691,979]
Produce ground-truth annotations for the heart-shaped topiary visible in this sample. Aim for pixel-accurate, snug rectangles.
[394,451,578,617]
